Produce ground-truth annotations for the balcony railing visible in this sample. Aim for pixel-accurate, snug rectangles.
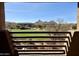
[9,31,72,56]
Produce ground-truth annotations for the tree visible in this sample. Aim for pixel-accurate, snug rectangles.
[72,24,77,30]
[45,19,70,32]
[5,22,17,29]
[35,19,46,30]
[45,20,57,31]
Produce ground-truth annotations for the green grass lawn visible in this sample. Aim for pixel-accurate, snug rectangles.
[9,29,46,32]
[9,29,49,41]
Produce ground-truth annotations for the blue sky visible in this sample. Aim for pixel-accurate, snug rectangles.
[5,2,77,23]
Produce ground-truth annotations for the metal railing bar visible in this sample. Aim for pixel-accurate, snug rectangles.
[14,45,67,47]
[14,45,68,53]
[18,52,65,55]
[13,41,69,47]
[17,49,64,52]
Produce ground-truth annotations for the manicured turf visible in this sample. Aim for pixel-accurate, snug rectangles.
[9,29,49,40]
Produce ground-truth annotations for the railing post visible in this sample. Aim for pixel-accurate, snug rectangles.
[77,2,79,30]
[0,2,5,30]
[0,3,18,55]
